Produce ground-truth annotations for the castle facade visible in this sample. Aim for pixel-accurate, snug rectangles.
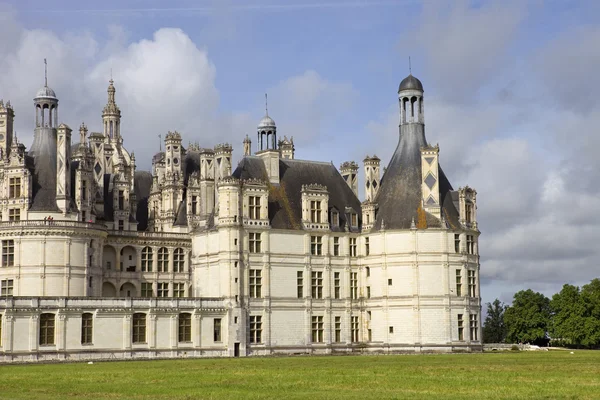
[0,72,481,362]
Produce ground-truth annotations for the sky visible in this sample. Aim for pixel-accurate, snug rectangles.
[1,0,599,307]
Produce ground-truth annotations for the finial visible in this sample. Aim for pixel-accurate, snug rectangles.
[265,93,268,116]
[44,58,48,86]
[159,134,162,151]
[409,56,412,75]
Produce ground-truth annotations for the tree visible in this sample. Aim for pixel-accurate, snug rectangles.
[504,289,550,345]
[483,299,507,343]
[580,279,600,347]
[550,284,587,347]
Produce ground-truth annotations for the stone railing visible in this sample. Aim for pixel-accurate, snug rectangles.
[109,230,191,240]
[0,220,106,231]
[0,296,227,310]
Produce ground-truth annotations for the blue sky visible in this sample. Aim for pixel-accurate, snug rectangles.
[1,0,600,306]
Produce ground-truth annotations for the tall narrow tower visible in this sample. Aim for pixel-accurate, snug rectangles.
[0,100,14,158]
[102,79,122,144]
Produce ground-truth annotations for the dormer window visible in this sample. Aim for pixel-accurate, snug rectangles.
[351,212,358,227]
[465,202,473,223]
[249,196,261,219]
[331,210,339,227]
[310,200,322,223]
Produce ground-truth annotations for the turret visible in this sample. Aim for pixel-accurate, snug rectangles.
[56,123,72,213]
[278,136,295,160]
[256,96,280,184]
[102,79,122,144]
[398,74,424,140]
[0,99,15,159]
[340,161,359,197]
[363,155,380,202]
[243,135,252,156]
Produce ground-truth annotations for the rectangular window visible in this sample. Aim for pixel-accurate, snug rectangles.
[351,316,359,343]
[249,232,262,253]
[349,238,357,257]
[249,196,261,219]
[333,237,340,256]
[141,248,153,272]
[82,180,87,201]
[157,248,168,272]
[173,249,185,272]
[456,269,462,297]
[39,313,55,345]
[465,203,473,223]
[366,286,371,298]
[118,190,124,210]
[350,272,358,300]
[2,240,14,267]
[467,235,475,254]
[178,313,192,342]
[351,213,358,227]
[213,318,222,342]
[334,272,341,299]
[157,282,169,297]
[81,211,86,222]
[118,220,124,231]
[250,315,262,344]
[297,271,303,298]
[173,282,185,298]
[9,177,21,198]
[9,208,20,222]
[311,271,323,299]
[365,237,370,256]
[132,313,146,343]
[310,200,322,223]
[1,279,14,296]
[249,269,262,298]
[388,279,392,286]
[310,236,322,255]
[191,196,198,215]
[331,211,339,227]
[454,234,461,253]
[458,314,464,341]
[141,282,153,298]
[389,326,394,334]
[468,270,476,297]
[81,313,93,345]
[0,314,2,347]
[368,329,372,342]
[366,266,370,277]
[334,316,341,342]
[470,314,478,341]
[311,316,324,343]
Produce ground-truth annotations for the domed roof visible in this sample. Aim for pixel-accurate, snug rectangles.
[398,74,423,93]
[35,85,57,99]
[258,115,276,129]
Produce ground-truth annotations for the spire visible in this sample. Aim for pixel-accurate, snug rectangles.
[44,58,48,87]
[265,93,269,116]
[409,56,412,75]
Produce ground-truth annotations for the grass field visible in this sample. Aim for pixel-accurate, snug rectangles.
[1,351,599,399]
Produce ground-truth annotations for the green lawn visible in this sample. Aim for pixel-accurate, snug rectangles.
[1,351,599,399]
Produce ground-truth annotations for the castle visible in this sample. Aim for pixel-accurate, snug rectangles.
[0,71,481,361]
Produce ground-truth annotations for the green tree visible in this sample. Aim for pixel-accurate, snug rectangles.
[504,289,550,345]
[483,299,507,343]
[580,279,600,347]
[550,284,587,347]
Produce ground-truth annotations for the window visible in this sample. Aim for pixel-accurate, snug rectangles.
[311,271,323,299]
[1,279,13,296]
[366,286,371,298]
[173,283,185,298]
[297,271,303,298]
[458,314,464,341]
[191,196,198,215]
[333,237,340,256]
[118,190,124,210]
[311,316,324,343]
[9,208,20,222]
[351,213,358,227]
[81,313,93,345]
[249,269,262,298]
[132,313,146,343]
[331,211,339,227]
[118,220,124,231]
[388,279,392,286]
[39,313,55,345]
[82,180,87,201]
[141,247,153,272]
[141,282,153,297]
[2,240,14,267]
[9,177,21,198]
[368,329,372,342]
[350,272,358,299]
[0,314,2,346]
[249,232,262,253]
[470,314,478,341]
[310,236,322,255]
[349,238,357,257]
[178,313,192,342]
[173,248,185,272]
[334,316,341,342]
[157,282,169,297]
[454,234,460,253]
[465,202,473,223]
[157,247,169,272]
[467,235,475,254]
[366,267,370,277]
[389,326,394,334]
[365,237,370,256]
[82,211,87,222]
[249,196,261,219]
[106,261,112,270]
[250,315,262,344]
[310,200,322,223]
[334,272,341,299]
[213,318,222,342]
[351,316,359,342]
[468,270,476,297]
[456,269,462,297]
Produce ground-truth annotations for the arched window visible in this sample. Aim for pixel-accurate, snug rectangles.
[141,247,153,272]
[173,248,185,273]
[157,247,169,272]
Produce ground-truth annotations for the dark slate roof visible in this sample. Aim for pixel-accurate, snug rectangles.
[233,157,361,231]
[398,74,424,92]
[134,170,152,231]
[103,174,114,221]
[28,128,60,212]
[372,124,460,231]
